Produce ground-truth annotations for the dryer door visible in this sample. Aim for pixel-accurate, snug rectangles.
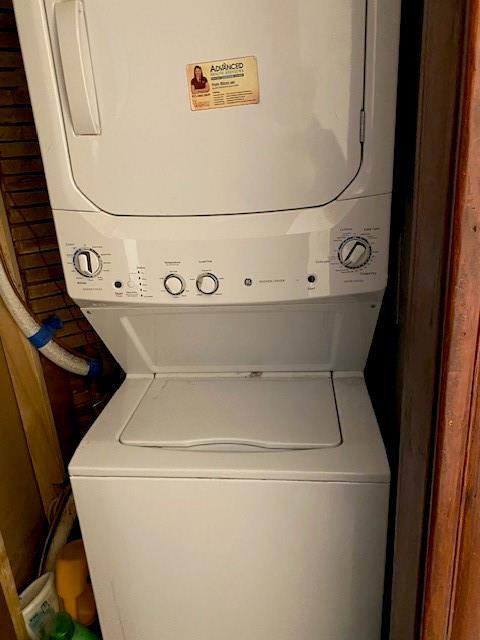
[46,0,367,216]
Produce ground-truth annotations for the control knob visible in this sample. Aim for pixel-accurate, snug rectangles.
[196,273,219,295]
[164,274,185,296]
[73,249,102,277]
[338,237,372,269]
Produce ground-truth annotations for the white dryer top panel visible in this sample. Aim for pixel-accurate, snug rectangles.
[120,374,341,450]
[45,0,367,216]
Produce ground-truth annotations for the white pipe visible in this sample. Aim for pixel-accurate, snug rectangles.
[0,258,91,376]
[43,493,77,574]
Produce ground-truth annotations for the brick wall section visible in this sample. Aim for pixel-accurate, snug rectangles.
[0,0,118,457]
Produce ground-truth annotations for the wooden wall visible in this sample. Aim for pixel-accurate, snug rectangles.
[0,330,47,639]
[421,1,480,636]
[0,590,16,640]
[0,338,46,592]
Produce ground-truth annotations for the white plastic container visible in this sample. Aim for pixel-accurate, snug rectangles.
[19,572,60,640]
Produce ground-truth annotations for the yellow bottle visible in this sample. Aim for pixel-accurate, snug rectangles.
[55,540,97,627]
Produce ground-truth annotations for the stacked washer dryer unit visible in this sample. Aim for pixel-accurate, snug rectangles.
[14,1,400,638]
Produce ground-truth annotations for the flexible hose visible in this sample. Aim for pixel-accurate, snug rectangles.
[0,256,91,376]
[41,492,77,575]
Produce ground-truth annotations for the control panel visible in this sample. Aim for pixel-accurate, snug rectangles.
[54,195,390,306]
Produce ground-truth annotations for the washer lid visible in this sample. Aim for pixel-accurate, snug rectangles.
[120,374,341,450]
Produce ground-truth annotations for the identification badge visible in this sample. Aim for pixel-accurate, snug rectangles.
[187,56,260,111]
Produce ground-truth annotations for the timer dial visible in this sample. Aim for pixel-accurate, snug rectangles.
[73,249,102,277]
[196,273,219,295]
[338,237,372,269]
[164,274,185,296]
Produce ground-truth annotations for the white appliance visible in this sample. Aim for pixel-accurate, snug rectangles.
[14,1,400,638]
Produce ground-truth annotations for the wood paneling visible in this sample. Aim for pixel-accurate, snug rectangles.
[0,337,46,591]
[0,296,65,513]
[0,197,65,515]
[0,589,17,640]
[0,532,28,640]
[421,1,480,637]
[450,360,480,637]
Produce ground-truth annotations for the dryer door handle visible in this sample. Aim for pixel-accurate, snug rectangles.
[55,0,101,135]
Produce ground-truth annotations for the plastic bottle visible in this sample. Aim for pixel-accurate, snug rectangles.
[55,540,96,626]
[41,612,99,640]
